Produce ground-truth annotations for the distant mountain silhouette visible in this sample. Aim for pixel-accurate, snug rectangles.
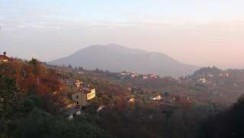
[49,44,200,77]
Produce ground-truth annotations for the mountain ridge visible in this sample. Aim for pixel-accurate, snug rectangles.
[49,44,200,77]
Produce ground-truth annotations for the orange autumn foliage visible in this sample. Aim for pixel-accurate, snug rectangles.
[0,58,66,112]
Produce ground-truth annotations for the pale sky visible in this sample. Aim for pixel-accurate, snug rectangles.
[1,0,244,69]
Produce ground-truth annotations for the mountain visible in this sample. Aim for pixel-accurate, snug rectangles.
[49,44,200,77]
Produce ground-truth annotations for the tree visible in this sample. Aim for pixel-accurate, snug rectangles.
[0,74,20,118]
[201,96,244,138]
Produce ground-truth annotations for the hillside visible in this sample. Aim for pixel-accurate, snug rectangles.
[2,57,244,138]
[49,44,200,77]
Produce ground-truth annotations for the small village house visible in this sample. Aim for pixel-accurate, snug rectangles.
[71,88,96,107]
[75,80,83,88]
[0,52,10,63]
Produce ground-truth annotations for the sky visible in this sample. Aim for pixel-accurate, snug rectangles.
[1,0,244,69]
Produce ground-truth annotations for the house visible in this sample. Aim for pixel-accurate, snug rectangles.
[128,97,135,103]
[71,88,96,107]
[0,52,10,63]
[143,76,148,80]
[149,74,159,79]
[198,77,207,84]
[75,80,83,88]
[152,95,163,101]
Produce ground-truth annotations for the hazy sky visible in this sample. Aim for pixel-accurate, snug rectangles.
[1,0,244,69]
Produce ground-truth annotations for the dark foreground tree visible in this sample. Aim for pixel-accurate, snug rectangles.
[200,95,244,138]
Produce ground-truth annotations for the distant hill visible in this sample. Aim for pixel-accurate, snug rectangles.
[192,66,223,77]
[191,66,244,79]
[187,66,244,104]
[49,44,200,77]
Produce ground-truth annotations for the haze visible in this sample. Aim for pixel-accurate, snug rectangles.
[1,0,244,69]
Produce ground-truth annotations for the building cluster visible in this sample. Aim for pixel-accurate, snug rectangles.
[119,71,159,80]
